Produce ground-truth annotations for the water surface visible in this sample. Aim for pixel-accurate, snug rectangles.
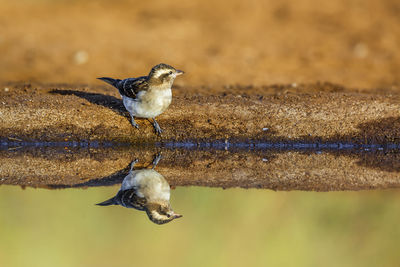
[1,140,400,266]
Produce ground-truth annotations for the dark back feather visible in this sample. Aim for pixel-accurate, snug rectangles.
[115,77,149,99]
[98,76,149,99]
[115,189,147,211]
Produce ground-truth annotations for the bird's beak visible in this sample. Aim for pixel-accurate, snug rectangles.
[175,70,184,76]
[173,213,183,219]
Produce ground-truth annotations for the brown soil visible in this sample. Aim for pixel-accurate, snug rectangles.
[1,83,400,143]
[0,0,399,91]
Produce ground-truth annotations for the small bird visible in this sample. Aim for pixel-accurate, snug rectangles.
[97,63,184,135]
[96,154,182,225]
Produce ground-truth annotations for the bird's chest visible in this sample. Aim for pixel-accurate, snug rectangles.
[148,89,172,109]
[129,89,172,118]
[134,170,170,201]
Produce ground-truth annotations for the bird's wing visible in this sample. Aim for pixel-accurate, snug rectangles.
[117,76,149,99]
[117,189,147,211]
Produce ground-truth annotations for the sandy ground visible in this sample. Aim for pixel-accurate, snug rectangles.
[0,0,399,90]
[1,83,400,143]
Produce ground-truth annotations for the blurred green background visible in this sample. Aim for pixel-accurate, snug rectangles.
[1,186,399,267]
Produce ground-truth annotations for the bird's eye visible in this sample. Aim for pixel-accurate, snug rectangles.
[168,71,173,75]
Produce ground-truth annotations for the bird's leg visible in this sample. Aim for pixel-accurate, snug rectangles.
[130,114,139,129]
[130,159,139,171]
[150,118,163,135]
[152,153,162,169]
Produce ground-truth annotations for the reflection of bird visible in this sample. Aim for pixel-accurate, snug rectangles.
[97,154,182,225]
[97,63,184,135]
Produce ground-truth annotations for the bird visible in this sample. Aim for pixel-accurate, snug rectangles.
[96,154,182,225]
[97,63,184,135]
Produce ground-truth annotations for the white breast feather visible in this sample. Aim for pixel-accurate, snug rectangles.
[123,88,172,118]
[121,169,170,201]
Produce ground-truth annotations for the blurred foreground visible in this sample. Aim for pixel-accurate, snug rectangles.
[0,186,399,267]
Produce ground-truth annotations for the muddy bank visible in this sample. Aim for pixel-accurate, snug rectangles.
[2,82,400,191]
[1,146,400,191]
[1,83,400,143]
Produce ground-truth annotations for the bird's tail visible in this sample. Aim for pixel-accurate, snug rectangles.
[97,77,120,88]
[96,196,118,206]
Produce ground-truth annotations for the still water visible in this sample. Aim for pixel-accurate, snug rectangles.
[1,141,400,266]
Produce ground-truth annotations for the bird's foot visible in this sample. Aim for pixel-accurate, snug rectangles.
[152,153,162,169]
[130,159,139,171]
[131,117,140,129]
[152,118,163,135]
[155,127,163,135]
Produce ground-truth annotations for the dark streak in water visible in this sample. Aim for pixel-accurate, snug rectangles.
[2,139,400,152]
[2,138,400,190]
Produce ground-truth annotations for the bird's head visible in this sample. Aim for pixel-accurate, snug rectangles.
[145,202,183,225]
[148,63,184,86]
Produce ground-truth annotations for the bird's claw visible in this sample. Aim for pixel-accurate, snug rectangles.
[152,153,162,169]
[130,116,139,129]
[130,159,139,171]
[155,128,163,135]
[152,119,163,135]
